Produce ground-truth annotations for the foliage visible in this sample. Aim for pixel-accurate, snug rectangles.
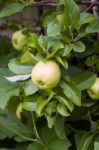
[0,0,99,149]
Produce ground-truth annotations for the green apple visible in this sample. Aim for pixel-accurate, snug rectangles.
[12,30,27,51]
[31,60,61,89]
[87,78,99,100]
[16,103,22,119]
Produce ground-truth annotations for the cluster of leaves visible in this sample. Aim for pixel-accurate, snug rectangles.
[0,0,99,150]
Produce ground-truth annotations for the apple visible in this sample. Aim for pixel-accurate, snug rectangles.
[12,30,27,51]
[16,103,22,119]
[87,78,99,100]
[31,60,61,89]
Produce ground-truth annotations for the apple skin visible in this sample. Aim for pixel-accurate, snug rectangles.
[87,78,99,100]
[31,60,61,89]
[16,103,22,119]
[12,30,27,51]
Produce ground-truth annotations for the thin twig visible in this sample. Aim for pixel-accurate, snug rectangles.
[31,112,45,146]
[1,123,38,142]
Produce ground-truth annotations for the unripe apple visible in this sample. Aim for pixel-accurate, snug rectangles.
[12,30,27,51]
[16,103,22,119]
[87,78,99,100]
[31,60,61,89]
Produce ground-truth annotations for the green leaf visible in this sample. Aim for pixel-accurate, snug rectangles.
[8,58,32,75]
[77,132,93,150]
[0,109,32,142]
[24,80,38,96]
[21,51,34,63]
[55,116,66,140]
[75,131,86,150]
[40,126,57,145]
[38,35,48,52]
[48,40,64,51]
[45,114,56,128]
[45,101,56,116]
[36,91,54,115]
[73,41,85,53]
[0,3,26,18]
[0,68,20,109]
[5,74,31,82]
[76,12,94,30]
[56,57,68,69]
[61,0,80,28]
[60,80,81,106]
[85,55,98,67]
[30,53,44,62]
[47,21,60,36]
[47,40,64,58]
[57,103,70,117]
[94,142,99,150]
[56,96,74,112]
[31,34,44,54]
[22,102,37,111]
[27,142,44,150]
[86,18,99,33]
[73,72,96,91]
[48,138,71,150]
[62,44,73,56]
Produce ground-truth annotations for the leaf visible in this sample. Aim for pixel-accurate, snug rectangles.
[47,21,60,36]
[62,44,73,56]
[56,96,74,112]
[77,132,93,150]
[48,138,71,150]
[75,131,86,150]
[36,91,54,115]
[47,40,64,58]
[0,68,20,109]
[76,12,94,30]
[73,41,85,53]
[45,101,56,116]
[57,103,70,117]
[60,80,81,106]
[22,102,37,111]
[5,74,31,82]
[38,35,48,52]
[56,57,68,69]
[54,116,66,140]
[31,34,44,54]
[24,80,38,96]
[8,58,32,75]
[0,109,32,142]
[86,18,99,33]
[21,51,34,63]
[30,53,44,62]
[48,40,64,51]
[61,0,80,28]
[73,72,96,91]
[45,114,56,128]
[27,143,44,150]
[0,3,26,18]
[94,142,99,150]
[85,55,98,67]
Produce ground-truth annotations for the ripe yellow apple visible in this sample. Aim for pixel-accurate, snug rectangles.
[31,60,61,89]
[12,30,27,51]
[87,78,99,100]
